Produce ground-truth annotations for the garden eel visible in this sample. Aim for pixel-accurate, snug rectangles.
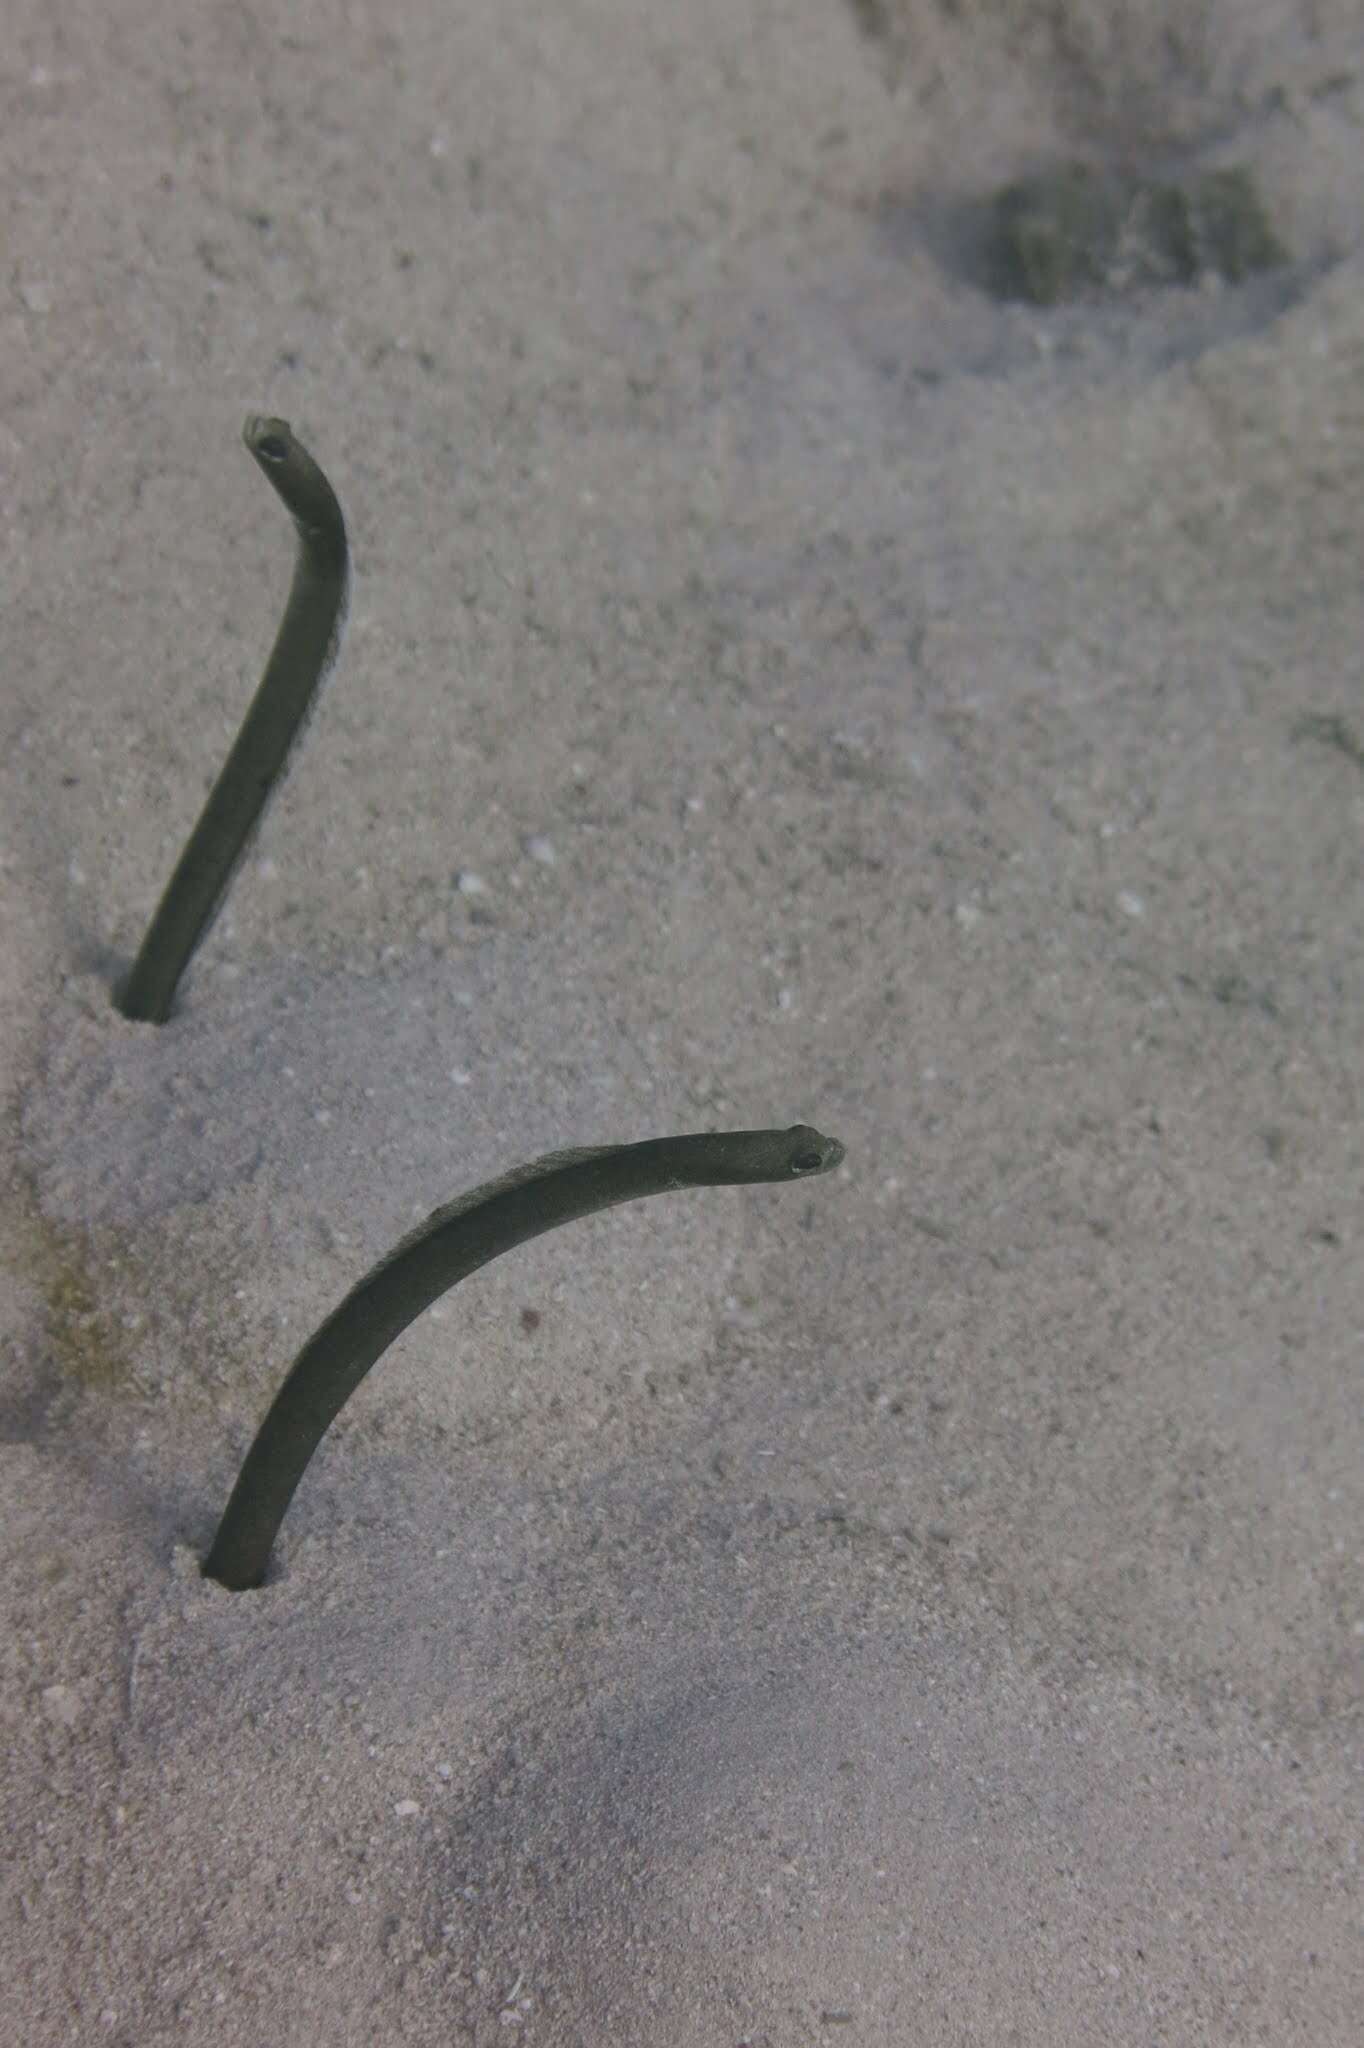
[202,1124,845,1589]
[117,416,349,1024]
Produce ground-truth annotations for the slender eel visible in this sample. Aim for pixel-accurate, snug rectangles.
[116,416,350,1024]
[202,1124,845,1589]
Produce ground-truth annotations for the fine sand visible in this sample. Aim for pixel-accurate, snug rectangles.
[3,3,1361,2041]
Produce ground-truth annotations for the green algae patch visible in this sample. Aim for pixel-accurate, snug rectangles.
[993,162,1286,305]
[19,1206,141,1396]
[12,1180,256,1410]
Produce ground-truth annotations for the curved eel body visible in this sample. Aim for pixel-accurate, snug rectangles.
[117,416,349,1023]
[202,1124,845,1589]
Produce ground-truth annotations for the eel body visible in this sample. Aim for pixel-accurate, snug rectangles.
[203,1124,844,1589]
[118,416,349,1023]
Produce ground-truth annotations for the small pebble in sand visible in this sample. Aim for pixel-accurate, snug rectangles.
[1117,891,1145,917]
[454,869,488,897]
[41,1683,81,1726]
[394,1799,421,1818]
[524,834,557,866]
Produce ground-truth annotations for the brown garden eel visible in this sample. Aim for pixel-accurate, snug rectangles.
[203,1124,845,1589]
[117,416,349,1023]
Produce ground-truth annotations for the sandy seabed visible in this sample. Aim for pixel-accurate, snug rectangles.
[3,2,1362,2041]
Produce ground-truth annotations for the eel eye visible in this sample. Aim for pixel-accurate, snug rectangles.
[791,1150,823,1173]
[257,434,289,462]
